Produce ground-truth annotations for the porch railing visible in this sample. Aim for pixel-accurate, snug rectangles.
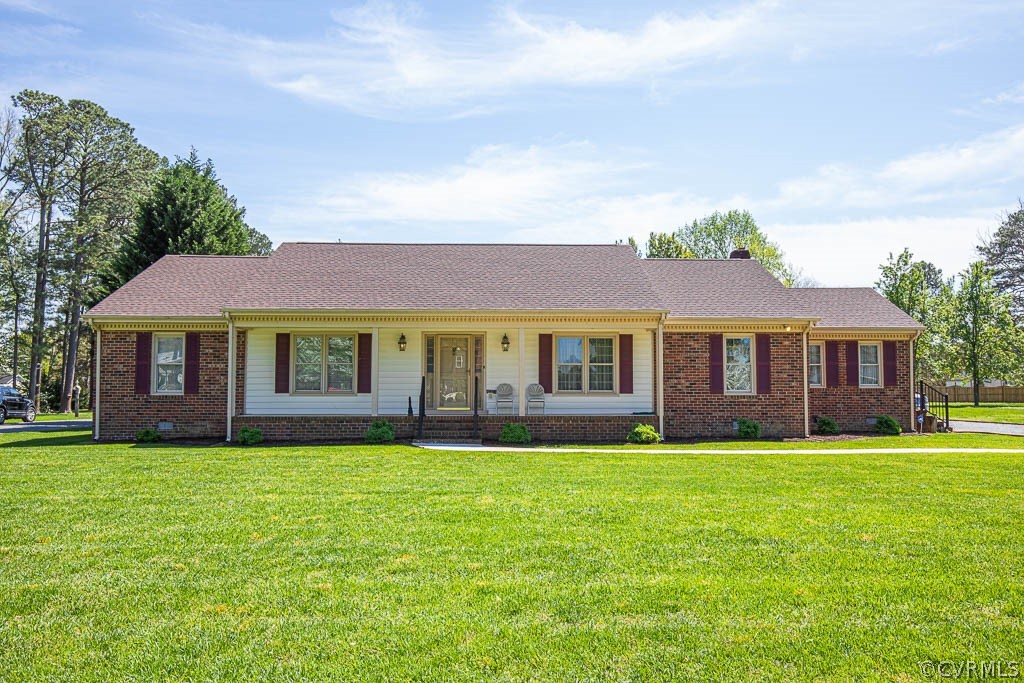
[417,376,425,438]
[918,380,950,432]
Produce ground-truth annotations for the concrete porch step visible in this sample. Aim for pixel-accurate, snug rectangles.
[412,439,484,446]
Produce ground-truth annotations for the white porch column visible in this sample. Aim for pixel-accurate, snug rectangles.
[93,328,101,441]
[656,321,664,437]
[226,317,235,442]
[371,327,380,416]
[518,327,526,416]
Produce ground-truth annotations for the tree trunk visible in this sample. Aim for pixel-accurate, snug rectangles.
[12,292,19,389]
[60,306,82,413]
[28,203,50,409]
[973,368,981,407]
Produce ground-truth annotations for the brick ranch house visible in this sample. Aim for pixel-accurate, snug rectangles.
[84,243,922,442]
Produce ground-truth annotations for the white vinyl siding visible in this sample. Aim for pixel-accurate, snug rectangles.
[244,326,654,417]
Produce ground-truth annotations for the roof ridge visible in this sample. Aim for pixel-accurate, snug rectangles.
[279,241,633,247]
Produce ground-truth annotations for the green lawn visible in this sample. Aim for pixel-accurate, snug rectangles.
[33,411,92,422]
[2,430,1023,681]
[558,431,1024,450]
[949,402,1024,424]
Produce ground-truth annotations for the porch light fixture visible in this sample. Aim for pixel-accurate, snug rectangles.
[398,333,407,352]
[784,325,792,332]
[501,334,510,352]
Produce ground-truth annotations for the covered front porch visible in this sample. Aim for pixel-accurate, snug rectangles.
[227,313,662,440]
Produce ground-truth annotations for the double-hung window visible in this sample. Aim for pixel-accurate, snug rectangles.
[153,334,185,394]
[556,336,616,393]
[724,336,754,394]
[808,343,823,387]
[293,334,355,394]
[859,343,881,387]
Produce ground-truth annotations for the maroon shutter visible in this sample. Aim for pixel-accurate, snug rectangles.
[708,334,724,394]
[846,341,859,386]
[825,341,840,388]
[538,334,553,393]
[755,333,771,394]
[274,333,290,394]
[883,341,898,387]
[184,332,200,394]
[618,334,633,394]
[134,332,152,394]
[357,333,372,394]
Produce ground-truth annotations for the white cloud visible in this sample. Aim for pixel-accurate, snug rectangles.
[155,0,1008,118]
[770,215,991,285]
[260,123,1020,284]
[768,123,1024,210]
[984,82,1024,105]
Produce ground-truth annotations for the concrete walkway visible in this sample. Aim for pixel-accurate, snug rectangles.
[950,420,1024,436]
[415,444,1024,455]
[0,419,91,433]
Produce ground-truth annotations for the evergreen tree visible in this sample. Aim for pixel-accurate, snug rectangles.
[106,149,272,289]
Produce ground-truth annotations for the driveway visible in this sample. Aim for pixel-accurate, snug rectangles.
[950,420,1024,436]
[0,419,91,433]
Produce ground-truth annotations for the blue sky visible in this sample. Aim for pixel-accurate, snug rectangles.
[2,0,1023,285]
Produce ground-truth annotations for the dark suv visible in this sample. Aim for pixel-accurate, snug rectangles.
[0,387,36,423]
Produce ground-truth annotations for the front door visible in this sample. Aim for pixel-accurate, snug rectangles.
[437,335,471,410]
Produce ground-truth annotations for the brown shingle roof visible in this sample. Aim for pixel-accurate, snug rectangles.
[642,258,815,319]
[224,242,665,311]
[791,288,923,329]
[86,255,269,317]
[85,243,922,330]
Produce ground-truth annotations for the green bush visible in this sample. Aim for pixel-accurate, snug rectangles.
[873,415,901,436]
[816,417,840,435]
[135,428,161,443]
[627,423,662,444]
[498,422,532,444]
[237,426,264,445]
[365,419,396,444]
[736,418,762,439]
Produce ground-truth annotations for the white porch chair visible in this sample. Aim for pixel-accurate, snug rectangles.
[495,383,515,415]
[526,383,546,415]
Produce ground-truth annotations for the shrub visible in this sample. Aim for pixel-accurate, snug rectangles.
[736,418,761,439]
[135,428,161,443]
[365,419,396,444]
[627,423,662,444]
[237,426,264,445]
[816,417,840,435]
[498,422,532,444]
[873,415,901,436]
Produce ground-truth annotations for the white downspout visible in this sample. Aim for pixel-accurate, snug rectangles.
[909,337,916,432]
[93,328,101,441]
[226,314,235,442]
[802,325,810,437]
[657,318,665,438]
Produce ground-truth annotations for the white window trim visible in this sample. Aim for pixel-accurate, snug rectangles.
[152,333,185,395]
[724,334,756,396]
[291,333,358,395]
[553,335,618,395]
[859,342,882,388]
[808,343,824,388]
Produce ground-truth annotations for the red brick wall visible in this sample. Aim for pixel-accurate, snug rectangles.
[234,414,657,443]
[98,330,228,440]
[234,330,246,417]
[662,332,806,438]
[808,339,913,433]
